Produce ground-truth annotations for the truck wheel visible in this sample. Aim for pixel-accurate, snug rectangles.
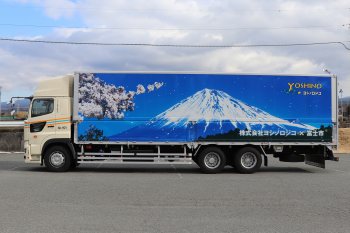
[197,147,226,174]
[70,161,79,169]
[234,147,262,174]
[44,146,72,172]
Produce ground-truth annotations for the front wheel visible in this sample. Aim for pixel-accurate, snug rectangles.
[234,147,262,174]
[44,146,72,172]
[197,147,226,174]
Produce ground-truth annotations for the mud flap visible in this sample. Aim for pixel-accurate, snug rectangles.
[305,154,325,168]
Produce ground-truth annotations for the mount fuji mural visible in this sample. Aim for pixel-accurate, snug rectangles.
[110,88,323,142]
[77,73,333,143]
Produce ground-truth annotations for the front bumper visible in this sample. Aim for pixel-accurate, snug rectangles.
[24,141,41,164]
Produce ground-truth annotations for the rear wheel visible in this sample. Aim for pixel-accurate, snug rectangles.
[234,147,262,174]
[197,147,226,174]
[44,146,72,172]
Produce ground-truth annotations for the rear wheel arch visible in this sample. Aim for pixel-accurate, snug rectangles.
[193,144,230,157]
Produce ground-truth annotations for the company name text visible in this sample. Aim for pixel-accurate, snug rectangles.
[288,83,322,92]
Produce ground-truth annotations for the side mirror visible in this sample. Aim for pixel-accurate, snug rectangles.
[9,96,32,120]
[12,111,28,120]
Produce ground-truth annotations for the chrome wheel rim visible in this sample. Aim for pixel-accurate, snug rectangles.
[50,152,65,167]
[204,152,221,169]
[241,152,257,169]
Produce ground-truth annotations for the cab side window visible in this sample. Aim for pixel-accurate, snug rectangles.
[31,99,54,117]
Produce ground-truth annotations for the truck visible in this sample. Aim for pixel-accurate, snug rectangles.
[22,72,339,173]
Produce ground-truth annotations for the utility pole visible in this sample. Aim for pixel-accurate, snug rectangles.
[339,88,343,118]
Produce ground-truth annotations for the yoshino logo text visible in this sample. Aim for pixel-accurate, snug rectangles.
[288,83,322,92]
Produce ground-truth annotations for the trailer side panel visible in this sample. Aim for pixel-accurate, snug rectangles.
[74,72,333,143]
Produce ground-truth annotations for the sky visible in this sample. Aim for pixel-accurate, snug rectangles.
[0,0,349,101]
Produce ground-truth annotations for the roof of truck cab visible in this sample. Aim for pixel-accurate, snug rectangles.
[34,75,74,97]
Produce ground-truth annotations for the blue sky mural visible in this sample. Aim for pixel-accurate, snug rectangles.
[97,73,331,118]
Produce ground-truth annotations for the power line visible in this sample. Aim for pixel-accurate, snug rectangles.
[0,4,349,13]
[0,23,345,31]
[0,37,349,50]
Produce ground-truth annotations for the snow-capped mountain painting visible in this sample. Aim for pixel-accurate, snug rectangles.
[110,88,317,141]
[77,73,332,142]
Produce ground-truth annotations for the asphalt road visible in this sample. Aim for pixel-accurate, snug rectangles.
[0,153,350,233]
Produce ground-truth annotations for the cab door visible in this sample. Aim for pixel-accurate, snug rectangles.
[26,98,56,156]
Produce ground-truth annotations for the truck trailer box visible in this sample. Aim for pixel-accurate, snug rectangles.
[74,72,337,144]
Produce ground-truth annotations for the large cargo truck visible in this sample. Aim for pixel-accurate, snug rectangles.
[23,72,339,173]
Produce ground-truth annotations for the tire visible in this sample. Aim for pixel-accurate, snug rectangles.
[44,145,72,172]
[70,161,79,169]
[197,147,226,174]
[234,147,262,174]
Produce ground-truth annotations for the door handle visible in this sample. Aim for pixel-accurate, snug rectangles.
[48,125,55,128]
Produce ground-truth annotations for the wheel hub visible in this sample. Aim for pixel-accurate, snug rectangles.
[204,152,221,169]
[241,152,257,169]
[50,152,65,167]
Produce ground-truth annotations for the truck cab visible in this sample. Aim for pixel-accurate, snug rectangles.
[24,75,73,166]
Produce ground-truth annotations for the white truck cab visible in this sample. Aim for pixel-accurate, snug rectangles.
[24,75,74,168]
